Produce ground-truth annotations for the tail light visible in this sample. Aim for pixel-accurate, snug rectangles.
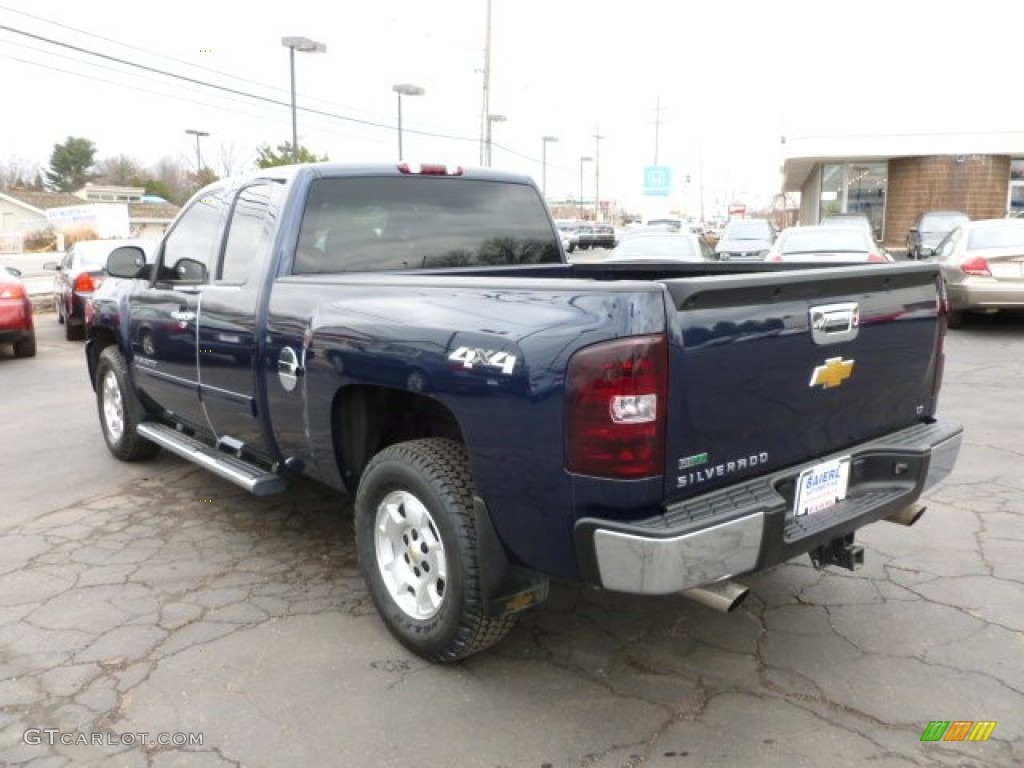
[960,256,991,276]
[74,272,103,292]
[0,282,26,299]
[867,252,887,263]
[768,254,783,262]
[565,334,667,479]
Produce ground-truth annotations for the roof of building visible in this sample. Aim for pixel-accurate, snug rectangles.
[1,188,86,212]
[782,130,1024,192]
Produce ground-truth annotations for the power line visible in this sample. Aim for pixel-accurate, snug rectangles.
[0,22,478,145]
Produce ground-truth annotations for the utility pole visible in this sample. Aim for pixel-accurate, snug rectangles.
[479,0,493,165]
[652,96,663,165]
[593,128,604,222]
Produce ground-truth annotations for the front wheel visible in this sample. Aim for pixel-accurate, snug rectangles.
[95,346,159,461]
[354,438,515,662]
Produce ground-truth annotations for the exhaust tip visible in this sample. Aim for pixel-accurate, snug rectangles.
[681,580,750,613]
[885,503,926,527]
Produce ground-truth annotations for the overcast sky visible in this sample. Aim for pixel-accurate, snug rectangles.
[1,0,1020,218]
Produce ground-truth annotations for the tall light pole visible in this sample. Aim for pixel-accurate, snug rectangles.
[281,36,326,163]
[185,129,208,172]
[486,114,506,167]
[479,0,493,165]
[579,156,593,219]
[593,129,604,222]
[541,135,558,198]
[392,83,425,161]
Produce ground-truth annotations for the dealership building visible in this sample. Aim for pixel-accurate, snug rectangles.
[781,132,1024,248]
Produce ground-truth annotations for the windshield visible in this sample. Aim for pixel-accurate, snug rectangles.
[294,177,561,272]
[967,224,1024,250]
[723,220,772,239]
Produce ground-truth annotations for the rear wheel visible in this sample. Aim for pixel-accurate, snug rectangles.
[355,438,515,662]
[65,318,85,341]
[56,296,64,324]
[13,335,36,358]
[95,346,159,461]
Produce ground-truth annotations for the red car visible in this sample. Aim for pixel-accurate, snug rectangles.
[0,265,36,358]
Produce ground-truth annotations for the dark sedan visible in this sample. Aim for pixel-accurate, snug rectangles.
[45,238,157,341]
[0,265,36,358]
[907,211,969,260]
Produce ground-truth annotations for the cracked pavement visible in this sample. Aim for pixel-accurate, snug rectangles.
[1,315,1021,768]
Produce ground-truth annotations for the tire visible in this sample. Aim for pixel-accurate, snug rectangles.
[355,438,516,662]
[947,310,964,329]
[56,297,64,325]
[65,318,85,341]
[95,346,160,461]
[13,335,36,358]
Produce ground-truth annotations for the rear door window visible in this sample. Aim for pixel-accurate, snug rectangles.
[293,177,560,273]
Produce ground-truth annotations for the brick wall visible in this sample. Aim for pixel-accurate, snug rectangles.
[884,155,1010,245]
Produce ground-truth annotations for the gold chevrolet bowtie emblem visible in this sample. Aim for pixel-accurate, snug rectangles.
[810,357,855,389]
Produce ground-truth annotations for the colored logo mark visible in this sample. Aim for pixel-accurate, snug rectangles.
[920,720,996,742]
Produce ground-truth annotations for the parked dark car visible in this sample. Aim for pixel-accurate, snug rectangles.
[906,211,969,260]
[45,238,157,341]
[715,217,777,261]
[0,265,36,358]
[933,217,1024,327]
[590,222,616,249]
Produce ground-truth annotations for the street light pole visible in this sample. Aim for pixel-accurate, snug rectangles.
[541,135,558,198]
[486,114,506,167]
[281,36,326,163]
[593,129,604,222]
[579,156,593,219]
[392,83,425,161]
[185,129,209,172]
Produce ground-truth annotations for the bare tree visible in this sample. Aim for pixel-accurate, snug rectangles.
[146,156,192,205]
[216,140,249,177]
[0,155,42,189]
[94,155,147,187]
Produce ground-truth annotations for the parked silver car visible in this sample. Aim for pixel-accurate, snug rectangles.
[932,218,1024,327]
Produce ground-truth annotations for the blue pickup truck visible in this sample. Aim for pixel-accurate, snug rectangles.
[86,163,962,662]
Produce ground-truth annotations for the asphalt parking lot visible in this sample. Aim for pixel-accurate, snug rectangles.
[1,309,1021,768]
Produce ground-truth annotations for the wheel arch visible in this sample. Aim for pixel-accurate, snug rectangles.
[331,384,466,494]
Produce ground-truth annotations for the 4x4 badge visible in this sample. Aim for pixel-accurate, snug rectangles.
[810,357,854,389]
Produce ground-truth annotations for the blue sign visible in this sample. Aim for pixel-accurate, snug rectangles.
[643,166,672,196]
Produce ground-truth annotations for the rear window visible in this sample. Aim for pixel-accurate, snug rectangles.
[967,224,1024,250]
[920,213,967,232]
[723,219,773,239]
[781,229,869,253]
[293,177,560,273]
[614,235,699,260]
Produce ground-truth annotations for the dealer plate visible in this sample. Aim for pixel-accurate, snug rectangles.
[794,456,851,516]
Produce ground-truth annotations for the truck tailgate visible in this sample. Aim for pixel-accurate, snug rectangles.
[660,263,944,502]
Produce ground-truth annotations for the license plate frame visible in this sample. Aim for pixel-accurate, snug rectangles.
[794,456,851,516]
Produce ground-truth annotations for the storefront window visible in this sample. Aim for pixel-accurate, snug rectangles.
[1009,159,1024,216]
[820,164,844,217]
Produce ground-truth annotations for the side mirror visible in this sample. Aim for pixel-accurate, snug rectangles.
[6,266,22,277]
[172,257,207,282]
[43,261,59,271]
[107,246,149,279]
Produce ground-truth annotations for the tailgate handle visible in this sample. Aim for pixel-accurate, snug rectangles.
[810,302,859,345]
